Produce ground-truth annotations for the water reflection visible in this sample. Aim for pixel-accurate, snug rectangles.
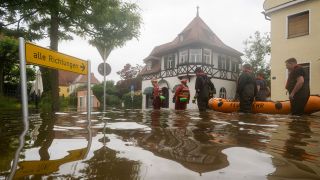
[0,109,319,179]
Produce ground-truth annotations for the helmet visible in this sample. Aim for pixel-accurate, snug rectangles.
[151,78,157,83]
[181,79,188,84]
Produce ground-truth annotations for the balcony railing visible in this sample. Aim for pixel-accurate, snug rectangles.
[142,64,239,81]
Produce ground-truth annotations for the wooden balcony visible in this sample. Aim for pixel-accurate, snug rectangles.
[142,63,239,81]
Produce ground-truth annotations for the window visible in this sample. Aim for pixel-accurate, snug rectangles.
[179,50,188,64]
[189,49,202,64]
[203,49,211,65]
[146,61,152,71]
[231,61,238,72]
[219,87,227,99]
[288,11,309,39]
[226,57,230,71]
[165,54,175,69]
[218,55,227,70]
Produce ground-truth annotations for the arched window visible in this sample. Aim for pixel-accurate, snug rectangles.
[219,87,227,99]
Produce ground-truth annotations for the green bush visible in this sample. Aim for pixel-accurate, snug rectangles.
[122,92,142,109]
[39,92,52,112]
[0,95,20,110]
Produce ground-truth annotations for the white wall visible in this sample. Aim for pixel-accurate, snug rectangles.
[142,76,237,109]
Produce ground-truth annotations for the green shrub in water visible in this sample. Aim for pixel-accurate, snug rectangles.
[122,92,142,109]
[0,96,20,110]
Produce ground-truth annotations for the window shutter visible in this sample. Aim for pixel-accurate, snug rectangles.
[288,11,309,38]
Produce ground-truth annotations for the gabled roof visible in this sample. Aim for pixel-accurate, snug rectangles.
[59,71,79,86]
[144,15,242,62]
[73,73,100,84]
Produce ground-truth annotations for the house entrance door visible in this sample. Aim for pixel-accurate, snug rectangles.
[161,87,169,108]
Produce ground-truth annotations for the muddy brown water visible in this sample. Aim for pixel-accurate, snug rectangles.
[0,109,320,179]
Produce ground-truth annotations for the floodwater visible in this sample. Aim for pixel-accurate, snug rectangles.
[1,109,320,180]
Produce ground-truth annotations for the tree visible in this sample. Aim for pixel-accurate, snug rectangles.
[243,31,271,82]
[117,63,143,80]
[0,35,36,96]
[92,80,121,107]
[116,63,143,98]
[1,0,141,111]
[0,35,18,95]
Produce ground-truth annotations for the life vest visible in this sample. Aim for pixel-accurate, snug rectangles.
[153,85,161,97]
[178,85,190,98]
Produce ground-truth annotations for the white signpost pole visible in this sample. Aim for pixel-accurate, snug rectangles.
[9,37,30,180]
[103,54,106,114]
[87,60,91,123]
[19,37,29,120]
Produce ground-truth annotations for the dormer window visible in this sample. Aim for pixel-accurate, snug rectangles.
[218,55,227,70]
[179,50,188,64]
[146,61,152,71]
[231,61,239,72]
[164,54,175,69]
[189,49,202,64]
[203,49,211,64]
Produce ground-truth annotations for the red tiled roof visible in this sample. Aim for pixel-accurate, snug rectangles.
[58,71,79,86]
[143,16,242,62]
[73,73,100,84]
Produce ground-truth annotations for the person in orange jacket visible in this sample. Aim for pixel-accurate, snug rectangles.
[151,78,162,110]
[174,78,190,110]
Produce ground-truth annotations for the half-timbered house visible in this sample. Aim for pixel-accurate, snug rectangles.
[141,12,243,109]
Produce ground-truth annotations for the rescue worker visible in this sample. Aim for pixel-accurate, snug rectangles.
[285,58,310,115]
[194,67,216,111]
[255,72,270,101]
[151,78,162,110]
[236,64,257,113]
[174,78,190,110]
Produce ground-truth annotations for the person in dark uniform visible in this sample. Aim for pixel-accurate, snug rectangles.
[194,68,216,112]
[255,72,270,101]
[285,58,310,115]
[174,79,190,110]
[236,64,257,113]
[151,78,162,110]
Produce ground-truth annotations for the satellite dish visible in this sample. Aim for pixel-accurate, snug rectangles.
[98,63,111,76]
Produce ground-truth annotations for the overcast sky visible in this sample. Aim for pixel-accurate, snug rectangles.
[36,0,270,82]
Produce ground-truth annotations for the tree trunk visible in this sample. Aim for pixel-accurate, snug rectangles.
[0,62,4,96]
[41,2,60,111]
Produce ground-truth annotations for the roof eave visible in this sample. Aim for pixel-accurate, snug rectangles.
[264,0,308,16]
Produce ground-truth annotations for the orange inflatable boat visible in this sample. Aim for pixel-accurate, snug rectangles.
[208,95,320,114]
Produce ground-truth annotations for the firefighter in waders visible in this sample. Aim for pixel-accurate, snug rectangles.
[151,78,162,110]
[174,79,190,110]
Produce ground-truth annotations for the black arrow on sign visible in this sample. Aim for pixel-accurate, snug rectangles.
[80,63,85,71]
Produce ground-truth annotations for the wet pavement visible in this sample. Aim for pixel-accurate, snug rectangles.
[0,109,320,179]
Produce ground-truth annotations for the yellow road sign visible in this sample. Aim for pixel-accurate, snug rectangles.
[14,148,87,178]
[25,42,88,74]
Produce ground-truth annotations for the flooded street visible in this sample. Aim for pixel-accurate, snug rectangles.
[1,109,320,179]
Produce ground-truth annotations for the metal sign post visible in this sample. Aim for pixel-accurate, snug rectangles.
[97,47,112,116]
[11,37,92,179]
[103,57,106,114]
[19,38,29,120]
[131,84,134,109]
[87,60,91,123]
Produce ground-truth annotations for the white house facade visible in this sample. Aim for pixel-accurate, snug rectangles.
[140,13,242,109]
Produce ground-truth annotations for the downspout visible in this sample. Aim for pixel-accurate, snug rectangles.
[262,11,271,21]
